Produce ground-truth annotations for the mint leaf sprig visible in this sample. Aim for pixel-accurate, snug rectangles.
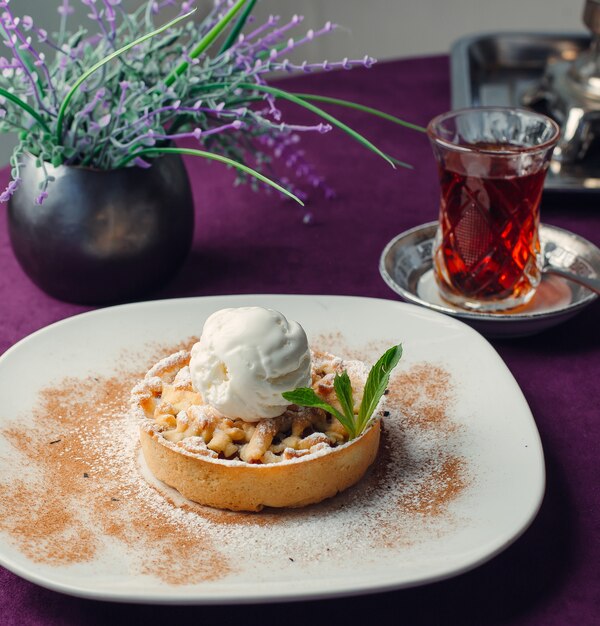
[282,345,403,440]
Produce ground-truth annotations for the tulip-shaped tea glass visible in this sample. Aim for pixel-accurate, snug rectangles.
[428,107,560,312]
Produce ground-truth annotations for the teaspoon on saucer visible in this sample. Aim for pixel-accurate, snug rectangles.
[380,222,599,338]
[543,242,600,295]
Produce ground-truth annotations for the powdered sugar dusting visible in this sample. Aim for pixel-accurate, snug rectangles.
[0,338,470,587]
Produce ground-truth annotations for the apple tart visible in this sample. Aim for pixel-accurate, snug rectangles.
[130,349,381,512]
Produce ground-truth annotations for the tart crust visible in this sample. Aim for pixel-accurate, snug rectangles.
[140,421,380,512]
[131,348,382,512]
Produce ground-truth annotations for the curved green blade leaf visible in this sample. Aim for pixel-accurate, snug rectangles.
[165,0,249,87]
[0,87,50,133]
[292,93,427,133]
[218,0,257,55]
[120,146,304,205]
[237,82,397,169]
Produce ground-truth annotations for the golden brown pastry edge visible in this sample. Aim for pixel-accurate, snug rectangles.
[139,420,381,512]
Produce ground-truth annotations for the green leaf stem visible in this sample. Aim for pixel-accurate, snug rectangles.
[118,146,304,205]
[293,93,427,133]
[237,82,398,169]
[218,0,257,54]
[0,87,51,134]
[165,0,249,87]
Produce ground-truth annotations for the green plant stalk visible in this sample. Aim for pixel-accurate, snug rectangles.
[185,81,406,168]
[118,146,304,205]
[218,0,257,54]
[164,0,248,87]
[55,9,197,144]
[237,82,397,169]
[238,83,396,169]
[387,156,414,170]
[292,93,428,133]
[0,87,51,134]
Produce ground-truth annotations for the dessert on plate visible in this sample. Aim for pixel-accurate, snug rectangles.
[129,306,401,511]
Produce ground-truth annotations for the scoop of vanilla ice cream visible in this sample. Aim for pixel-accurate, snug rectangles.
[189,307,312,421]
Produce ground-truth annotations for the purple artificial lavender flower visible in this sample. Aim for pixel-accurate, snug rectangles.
[21,15,32,31]
[266,21,337,63]
[277,122,332,135]
[0,0,388,210]
[151,0,177,15]
[115,80,129,115]
[362,55,376,68]
[0,176,20,202]
[35,190,48,205]
[33,52,46,67]
[97,113,111,128]
[78,88,106,117]
[18,36,32,51]
[133,156,152,168]
[57,1,74,17]
[241,14,303,58]
[1,12,16,30]
[102,0,118,24]
[269,55,377,75]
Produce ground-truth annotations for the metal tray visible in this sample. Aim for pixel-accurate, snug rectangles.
[450,32,600,193]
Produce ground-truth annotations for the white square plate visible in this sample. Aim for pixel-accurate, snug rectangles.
[0,295,544,604]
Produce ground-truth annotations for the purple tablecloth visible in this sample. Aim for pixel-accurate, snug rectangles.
[1,56,599,626]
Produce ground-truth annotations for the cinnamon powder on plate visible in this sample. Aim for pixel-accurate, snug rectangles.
[0,340,469,585]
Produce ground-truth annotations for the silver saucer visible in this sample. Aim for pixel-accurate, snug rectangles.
[379,222,599,338]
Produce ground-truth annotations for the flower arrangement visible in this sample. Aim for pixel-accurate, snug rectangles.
[0,0,423,211]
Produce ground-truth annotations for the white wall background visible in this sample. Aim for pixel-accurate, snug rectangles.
[1,0,585,165]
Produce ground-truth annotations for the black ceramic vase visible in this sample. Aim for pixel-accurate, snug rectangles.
[8,153,194,305]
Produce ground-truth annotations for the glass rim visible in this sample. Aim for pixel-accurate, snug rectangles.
[427,106,561,155]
